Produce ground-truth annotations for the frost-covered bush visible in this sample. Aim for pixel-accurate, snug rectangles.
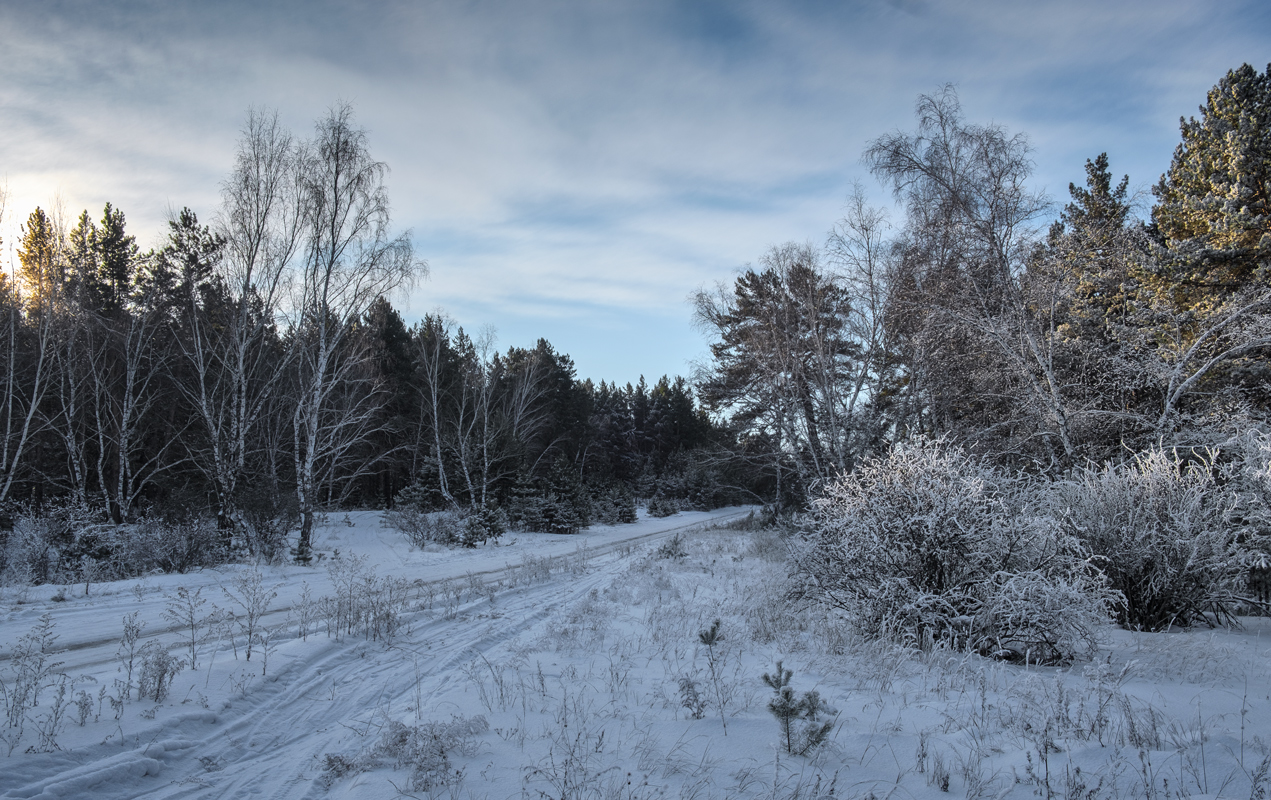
[136,642,184,702]
[1,614,61,754]
[384,506,453,548]
[0,503,99,587]
[797,437,1111,663]
[385,505,505,549]
[119,517,224,575]
[372,716,488,793]
[319,715,489,792]
[1,516,55,588]
[323,553,412,641]
[1222,431,1271,606]
[0,504,225,589]
[388,480,458,546]
[236,486,298,564]
[1053,448,1247,630]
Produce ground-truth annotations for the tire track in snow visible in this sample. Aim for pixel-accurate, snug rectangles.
[2,510,750,799]
[123,558,627,798]
[2,509,749,676]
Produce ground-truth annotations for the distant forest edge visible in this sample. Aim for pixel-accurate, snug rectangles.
[1,64,1269,578]
[0,102,753,571]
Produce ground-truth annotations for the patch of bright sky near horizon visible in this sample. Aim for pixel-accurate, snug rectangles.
[0,0,1267,385]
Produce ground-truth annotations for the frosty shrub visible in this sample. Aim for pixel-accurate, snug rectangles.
[1053,448,1247,630]
[1,515,51,588]
[323,553,412,641]
[386,505,504,549]
[797,437,1112,663]
[371,716,488,793]
[0,505,226,589]
[385,508,463,548]
[1224,431,1271,606]
[320,715,488,790]
[222,568,278,660]
[387,480,456,546]
[162,587,208,669]
[1,502,99,587]
[136,642,184,702]
[236,486,299,563]
[2,614,63,755]
[118,516,223,575]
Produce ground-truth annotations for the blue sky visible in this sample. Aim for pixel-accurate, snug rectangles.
[1,0,1268,384]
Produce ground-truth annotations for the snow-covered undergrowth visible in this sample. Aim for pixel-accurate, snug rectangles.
[1,508,1269,799]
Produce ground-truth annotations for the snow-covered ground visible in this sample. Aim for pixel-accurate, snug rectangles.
[1,508,1269,799]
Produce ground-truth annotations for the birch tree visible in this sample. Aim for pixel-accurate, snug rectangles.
[85,304,175,522]
[177,109,306,540]
[291,104,423,561]
[864,86,1076,466]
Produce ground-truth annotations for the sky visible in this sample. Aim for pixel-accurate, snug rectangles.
[1,0,1268,385]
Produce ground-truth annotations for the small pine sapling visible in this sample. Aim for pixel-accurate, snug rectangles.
[678,675,708,719]
[656,532,688,560]
[761,661,834,756]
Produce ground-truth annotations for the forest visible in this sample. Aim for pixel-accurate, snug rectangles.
[2,62,1270,625]
[0,104,747,578]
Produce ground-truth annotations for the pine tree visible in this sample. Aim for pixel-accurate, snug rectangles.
[761,661,834,756]
[506,466,546,531]
[1152,63,1271,311]
[1155,63,1271,254]
[541,455,588,534]
[144,208,224,311]
[18,208,65,306]
[67,210,105,310]
[95,203,139,315]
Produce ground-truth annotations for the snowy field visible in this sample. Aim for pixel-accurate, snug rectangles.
[1,509,1270,799]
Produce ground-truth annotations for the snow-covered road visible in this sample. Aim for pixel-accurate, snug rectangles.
[5,506,1271,800]
[0,507,751,799]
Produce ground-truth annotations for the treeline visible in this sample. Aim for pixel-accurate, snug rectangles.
[0,104,747,576]
[696,65,1271,505]
[351,312,746,532]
